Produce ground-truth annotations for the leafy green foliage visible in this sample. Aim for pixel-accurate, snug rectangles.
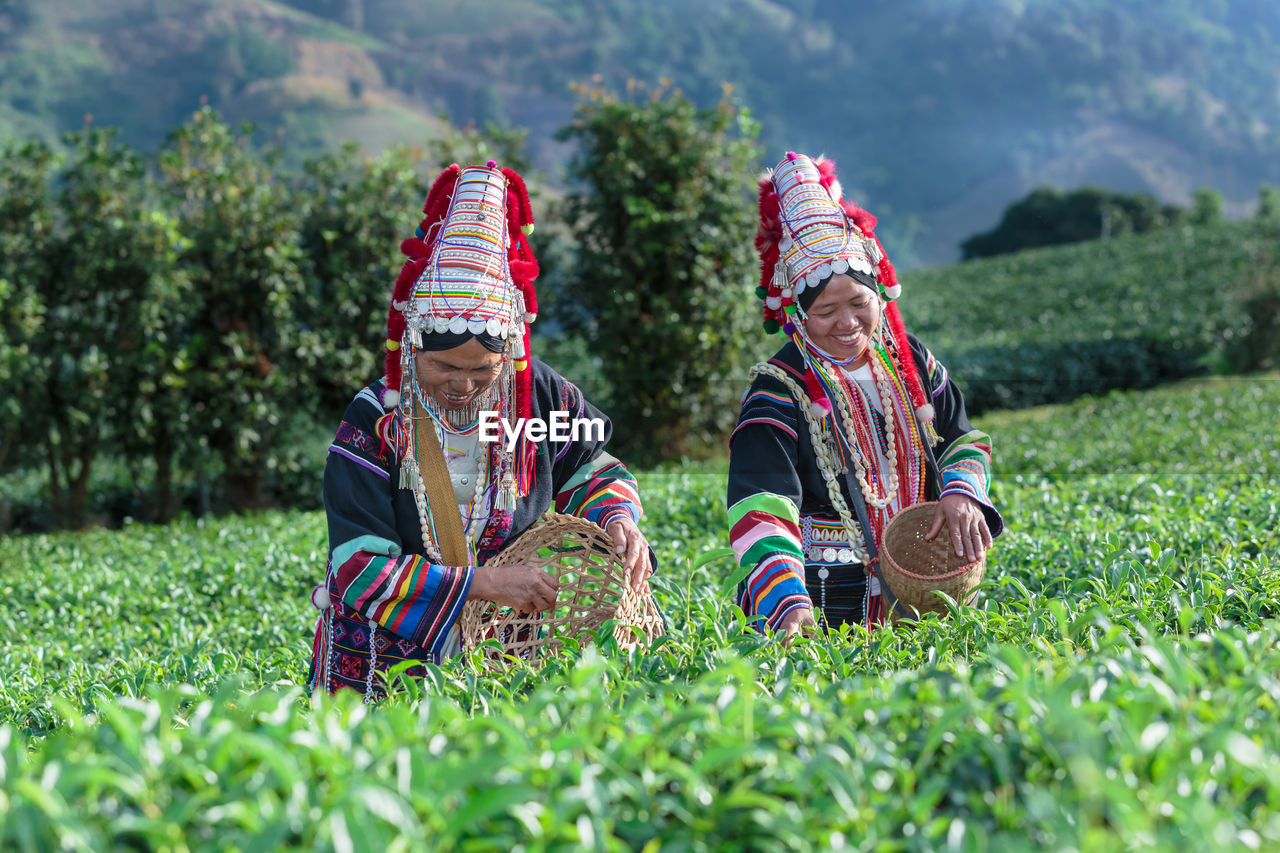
[0,130,179,527]
[1,374,1277,847]
[1259,185,1280,221]
[158,108,310,510]
[960,186,1185,260]
[903,217,1280,411]
[294,144,429,419]
[557,85,763,463]
[0,139,54,478]
[0,109,548,530]
[1190,187,1225,226]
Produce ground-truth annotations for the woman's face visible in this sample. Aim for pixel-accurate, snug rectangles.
[415,337,505,412]
[803,273,881,362]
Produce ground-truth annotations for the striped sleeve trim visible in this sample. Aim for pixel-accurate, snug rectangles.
[728,492,809,628]
[923,348,950,399]
[555,459,643,526]
[731,384,800,442]
[333,546,473,654]
[937,429,993,506]
[328,445,390,481]
[356,386,386,415]
[739,554,811,631]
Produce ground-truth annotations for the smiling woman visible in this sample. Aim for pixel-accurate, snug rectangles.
[309,162,654,701]
[415,339,506,420]
[727,152,1004,637]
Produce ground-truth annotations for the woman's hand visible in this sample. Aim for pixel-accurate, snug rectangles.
[607,517,652,593]
[469,564,559,613]
[925,494,993,562]
[777,606,818,639]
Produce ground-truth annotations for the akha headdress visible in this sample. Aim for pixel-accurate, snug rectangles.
[754,152,935,432]
[378,160,540,508]
[383,161,538,410]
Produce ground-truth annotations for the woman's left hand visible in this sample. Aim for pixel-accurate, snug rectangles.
[607,517,652,593]
[924,494,993,563]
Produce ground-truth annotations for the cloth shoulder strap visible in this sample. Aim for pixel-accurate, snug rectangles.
[414,415,469,567]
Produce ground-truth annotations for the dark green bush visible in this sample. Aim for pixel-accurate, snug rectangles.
[556,83,763,464]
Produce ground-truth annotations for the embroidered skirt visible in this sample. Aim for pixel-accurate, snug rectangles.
[309,601,434,701]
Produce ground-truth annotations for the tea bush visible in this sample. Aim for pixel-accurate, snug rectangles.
[1,374,1277,849]
[903,219,1280,411]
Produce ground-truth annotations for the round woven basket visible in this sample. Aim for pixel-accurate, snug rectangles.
[458,514,664,665]
[880,501,985,618]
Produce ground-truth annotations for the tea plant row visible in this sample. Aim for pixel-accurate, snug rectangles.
[1,374,1277,848]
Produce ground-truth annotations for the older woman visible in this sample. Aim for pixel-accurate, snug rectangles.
[310,162,651,699]
[728,153,1003,635]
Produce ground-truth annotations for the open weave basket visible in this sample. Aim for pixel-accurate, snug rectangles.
[458,514,664,664]
[880,501,986,619]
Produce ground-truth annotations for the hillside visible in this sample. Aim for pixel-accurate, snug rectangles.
[900,216,1280,411]
[2,0,1278,264]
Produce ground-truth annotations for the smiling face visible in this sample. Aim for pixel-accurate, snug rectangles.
[802,273,882,363]
[414,337,505,412]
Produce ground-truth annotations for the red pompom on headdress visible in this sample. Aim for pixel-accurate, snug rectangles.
[755,173,787,334]
[501,165,539,479]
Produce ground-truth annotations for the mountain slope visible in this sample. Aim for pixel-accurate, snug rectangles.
[1,0,1277,264]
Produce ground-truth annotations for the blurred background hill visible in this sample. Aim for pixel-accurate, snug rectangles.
[2,0,1277,265]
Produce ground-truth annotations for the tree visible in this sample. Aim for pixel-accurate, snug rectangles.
[556,82,761,463]
[1257,184,1279,221]
[295,144,428,419]
[961,186,1184,259]
[0,140,55,479]
[158,108,307,510]
[0,130,178,526]
[52,128,181,525]
[1189,187,1224,226]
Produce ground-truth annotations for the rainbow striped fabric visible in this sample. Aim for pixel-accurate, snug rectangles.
[729,492,810,630]
[921,347,995,513]
[331,544,471,660]
[555,458,642,532]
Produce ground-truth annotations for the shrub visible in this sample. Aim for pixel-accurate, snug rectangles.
[556,83,762,463]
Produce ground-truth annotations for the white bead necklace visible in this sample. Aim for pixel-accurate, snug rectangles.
[747,363,871,565]
[830,350,900,510]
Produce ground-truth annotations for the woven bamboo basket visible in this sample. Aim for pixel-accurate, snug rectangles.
[880,501,986,619]
[458,514,664,665]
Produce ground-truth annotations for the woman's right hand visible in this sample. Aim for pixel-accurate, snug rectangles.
[469,564,559,613]
[777,606,818,639]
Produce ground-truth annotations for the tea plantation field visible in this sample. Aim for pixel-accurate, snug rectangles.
[2,374,1278,850]
[902,218,1280,411]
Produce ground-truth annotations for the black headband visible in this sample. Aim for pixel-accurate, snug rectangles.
[419,330,506,353]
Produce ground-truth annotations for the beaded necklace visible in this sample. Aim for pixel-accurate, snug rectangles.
[831,344,927,542]
[411,381,494,552]
[747,363,870,567]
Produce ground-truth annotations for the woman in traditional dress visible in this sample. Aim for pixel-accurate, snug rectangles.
[727,153,1003,636]
[310,161,652,699]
